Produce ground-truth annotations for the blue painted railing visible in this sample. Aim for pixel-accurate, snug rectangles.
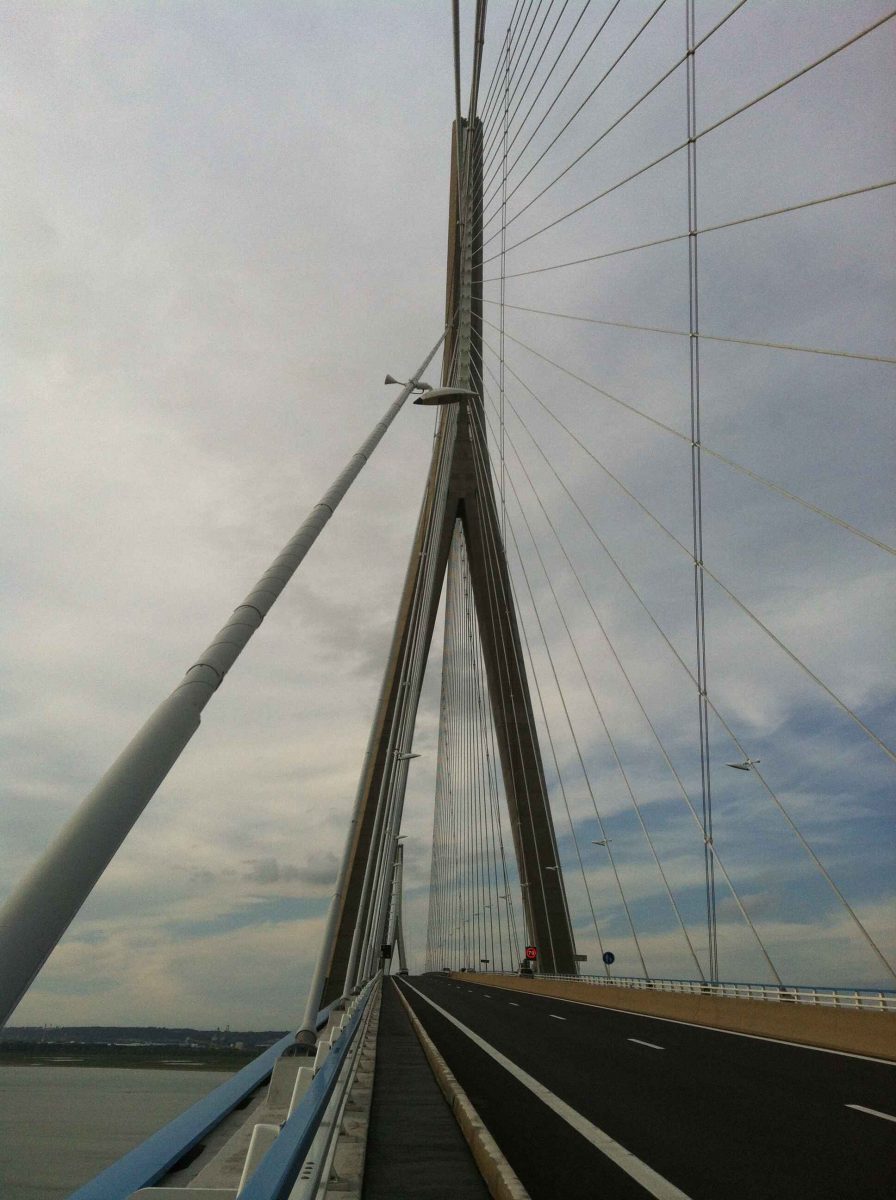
[67,997,345,1199]
[239,981,375,1200]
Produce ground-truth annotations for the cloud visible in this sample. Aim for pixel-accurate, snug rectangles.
[243,859,302,885]
[1,2,893,1030]
[243,854,340,889]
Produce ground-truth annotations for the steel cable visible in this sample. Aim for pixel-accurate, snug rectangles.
[480,343,895,980]
[482,318,896,555]
[480,0,750,243]
[482,12,896,263]
[480,299,896,366]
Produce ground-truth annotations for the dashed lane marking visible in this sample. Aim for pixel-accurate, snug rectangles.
[486,984,895,1065]
[629,1038,664,1050]
[549,1014,566,1021]
[402,979,692,1200]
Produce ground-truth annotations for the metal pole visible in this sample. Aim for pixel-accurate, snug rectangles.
[368,833,401,980]
[357,760,407,985]
[342,741,408,996]
[395,843,409,974]
[355,513,438,986]
[366,763,414,981]
[386,844,401,947]
[0,331,447,1031]
[340,418,455,995]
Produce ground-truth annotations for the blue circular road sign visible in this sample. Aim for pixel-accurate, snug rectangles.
[602,951,615,965]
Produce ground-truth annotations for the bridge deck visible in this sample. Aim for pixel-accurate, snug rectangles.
[397,973,895,1200]
[362,979,489,1199]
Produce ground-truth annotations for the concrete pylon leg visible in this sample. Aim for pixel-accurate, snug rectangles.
[320,119,577,1002]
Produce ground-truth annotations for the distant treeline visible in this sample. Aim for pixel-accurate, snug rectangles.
[0,1040,265,1070]
[0,1026,287,1047]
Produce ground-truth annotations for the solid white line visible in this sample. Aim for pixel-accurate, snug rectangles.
[549,1014,566,1021]
[629,1038,664,1050]
[483,984,895,1065]
[402,979,692,1200]
[845,1104,896,1123]
[509,1001,520,1006]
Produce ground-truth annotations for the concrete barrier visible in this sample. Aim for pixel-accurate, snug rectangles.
[452,974,896,1061]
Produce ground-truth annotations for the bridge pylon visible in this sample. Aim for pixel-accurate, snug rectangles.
[322,121,577,1003]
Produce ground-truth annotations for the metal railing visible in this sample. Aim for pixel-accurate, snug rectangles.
[486,970,896,1012]
[240,974,380,1200]
[67,978,379,1200]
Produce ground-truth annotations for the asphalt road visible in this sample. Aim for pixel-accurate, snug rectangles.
[394,974,895,1199]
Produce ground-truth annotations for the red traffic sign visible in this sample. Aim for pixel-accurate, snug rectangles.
[524,945,538,961]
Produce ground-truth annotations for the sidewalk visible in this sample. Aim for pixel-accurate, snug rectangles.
[362,978,490,1199]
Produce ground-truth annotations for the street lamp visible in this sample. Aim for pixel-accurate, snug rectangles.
[413,387,478,406]
[384,374,476,406]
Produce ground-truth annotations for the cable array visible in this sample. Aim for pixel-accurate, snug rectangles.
[425,527,525,973]
[421,0,895,989]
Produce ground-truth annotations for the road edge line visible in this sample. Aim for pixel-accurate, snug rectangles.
[392,978,530,1200]
[401,978,692,1200]
[463,977,896,1065]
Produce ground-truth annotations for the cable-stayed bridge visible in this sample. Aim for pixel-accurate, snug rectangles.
[1,2,894,1197]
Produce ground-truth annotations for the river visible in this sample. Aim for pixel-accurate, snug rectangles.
[0,1064,231,1199]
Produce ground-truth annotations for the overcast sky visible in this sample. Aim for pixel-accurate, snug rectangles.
[2,0,893,1029]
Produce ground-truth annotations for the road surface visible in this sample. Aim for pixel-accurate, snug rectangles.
[394,974,894,1199]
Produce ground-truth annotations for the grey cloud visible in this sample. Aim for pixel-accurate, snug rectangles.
[243,858,303,885]
[2,1,893,1024]
[243,853,340,888]
[293,852,341,889]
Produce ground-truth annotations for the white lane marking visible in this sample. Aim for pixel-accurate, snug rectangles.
[629,1038,664,1050]
[846,1104,896,1123]
[402,979,692,1200]
[509,1002,520,1006]
[484,985,895,1066]
[484,994,492,998]
[549,1014,566,1021]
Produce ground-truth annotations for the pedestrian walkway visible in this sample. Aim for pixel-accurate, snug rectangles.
[362,978,489,1199]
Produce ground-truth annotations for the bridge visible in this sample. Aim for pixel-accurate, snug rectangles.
[1,2,894,1197]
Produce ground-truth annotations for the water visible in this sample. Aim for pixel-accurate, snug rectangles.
[0,1065,231,1199]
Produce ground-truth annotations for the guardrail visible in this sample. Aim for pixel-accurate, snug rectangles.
[484,971,896,1012]
[67,983,376,1199]
[240,974,379,1200]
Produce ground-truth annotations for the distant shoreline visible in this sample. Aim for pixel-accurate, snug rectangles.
[0,1044,258,1071]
